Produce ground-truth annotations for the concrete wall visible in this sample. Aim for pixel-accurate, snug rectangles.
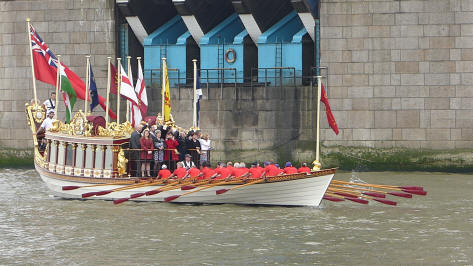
[0,0,115,149]
[319,0,473,149]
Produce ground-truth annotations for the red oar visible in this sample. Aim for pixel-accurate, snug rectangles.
[81,192,97,198]
[325,192,369,204]
[113,198,129,204]
[400,186,424,190]
[345,197,369,204]
[323,195,345,202]
[402,189,427,196]
[62,186,81,191]
[388,191,412,198]
[63,181,136,191]
[330,184,414,199]
[372,198,397,206]
[362,192,386,198]
[82,180,162,199]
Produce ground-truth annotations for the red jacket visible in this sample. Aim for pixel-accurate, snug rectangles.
[283,166,298,174]
[158,169,172,179]
[298,166,311,173]
[164,138,179,161]
[140,137,154,160]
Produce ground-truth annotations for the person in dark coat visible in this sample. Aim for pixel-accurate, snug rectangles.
[177,131,187,162]
[186,132,201,166]
[130,123,143,177]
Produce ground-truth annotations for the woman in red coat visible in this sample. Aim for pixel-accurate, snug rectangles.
[163,132,179,171]
[140,129,154,177]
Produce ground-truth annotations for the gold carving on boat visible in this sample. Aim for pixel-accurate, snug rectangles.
[117,148,128,177]
[97,121,133,137]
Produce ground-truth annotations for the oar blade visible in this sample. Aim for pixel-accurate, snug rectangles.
[388,192,412,198]
[345,197,369,204]
[95,190,113,196]
[323,195,344,202]
[181,185,196,191]
[400,186,424,191]
[372,198,397,206]
[145,190,161,196]
[81,192,97,198]
[130,193,145,199]
[164,195,180,202]
[403,189,427,196]
[62,186,80,191]
[362,192,386,198]
[113,198,129,205]
[216,189,228,195]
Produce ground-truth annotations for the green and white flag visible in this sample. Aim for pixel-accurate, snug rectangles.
[59,64,77,123]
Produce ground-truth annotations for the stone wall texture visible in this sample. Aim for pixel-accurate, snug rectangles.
[319,0,473,149]
[2,0,473,158]
[0,0,115,149]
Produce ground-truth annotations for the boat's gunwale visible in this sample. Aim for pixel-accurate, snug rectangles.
[35,161,337,186]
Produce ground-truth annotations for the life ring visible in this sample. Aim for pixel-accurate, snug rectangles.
[224,48,236,64]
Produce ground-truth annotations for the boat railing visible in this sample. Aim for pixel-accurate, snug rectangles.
[121,148,211,177]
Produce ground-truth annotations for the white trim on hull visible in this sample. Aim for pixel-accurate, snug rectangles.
[38,168,334,207]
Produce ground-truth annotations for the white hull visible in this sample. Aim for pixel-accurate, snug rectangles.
[37,165,334,207]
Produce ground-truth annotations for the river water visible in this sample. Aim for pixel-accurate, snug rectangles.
[0,169,472,265]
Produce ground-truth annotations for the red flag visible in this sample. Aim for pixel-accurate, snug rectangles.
[110,62,118,95]
[29,24,116,120]
[321,83,339,135]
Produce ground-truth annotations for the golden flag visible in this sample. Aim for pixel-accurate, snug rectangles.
[163,60,171,122]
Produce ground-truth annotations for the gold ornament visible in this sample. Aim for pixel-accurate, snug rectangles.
[117,148,128,177]
[312,160,321,171]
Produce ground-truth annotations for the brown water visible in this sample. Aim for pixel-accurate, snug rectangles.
[0,169,472,265]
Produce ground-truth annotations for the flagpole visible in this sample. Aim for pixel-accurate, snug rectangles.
[126,56,132,122]
[26,18,38,105]
[161,57,166,118]
[54,55,61,120]
[315,75,322,162]
[117,57,122,124]
[85,55,90,115]
[192,59,197,129]
[105,57,111,126]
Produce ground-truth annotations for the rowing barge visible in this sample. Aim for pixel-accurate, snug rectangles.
[26,104,335,207]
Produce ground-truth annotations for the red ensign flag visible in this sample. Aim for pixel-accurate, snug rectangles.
[321,83,339,135]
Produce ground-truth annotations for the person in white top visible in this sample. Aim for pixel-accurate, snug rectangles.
[199,133,211,163]
[42,92,56,113]
[36,110,55,150]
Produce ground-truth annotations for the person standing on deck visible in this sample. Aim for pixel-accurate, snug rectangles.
[130,123,143,177]
[199,133,211,163]
[163,132,179,171]
[140,128,154,177]
[42,92,56,113]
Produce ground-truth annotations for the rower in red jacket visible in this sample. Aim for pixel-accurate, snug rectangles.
[283,162,298,174]
[172,162,188,180]
[214,162,232,180]
[248,162,265,179]
[157,164,172,179]
[298,163,311,174]
[200,162,217,180]
[188,165,202,180]
[266,163,284,177]
[232,162,250,178]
